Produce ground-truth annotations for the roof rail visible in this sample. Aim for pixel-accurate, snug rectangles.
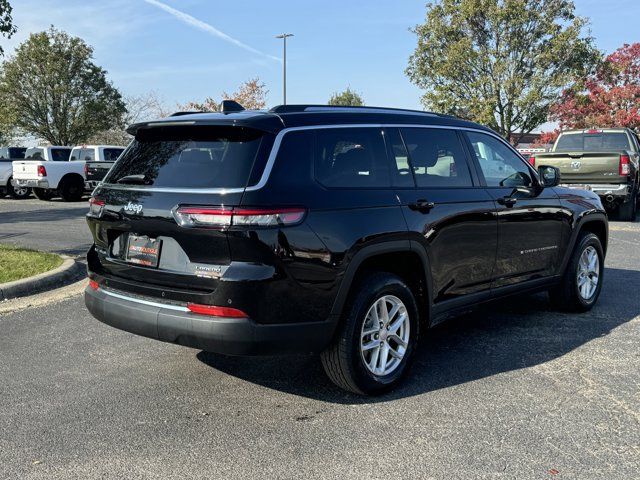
[268,104,440,117]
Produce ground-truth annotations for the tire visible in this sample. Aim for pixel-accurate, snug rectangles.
[549,232,604,312]
[33,188,55,201]
[618,193,637,221]
[59,176,84,202]
[321,272,420,395]
[7,177,31,199]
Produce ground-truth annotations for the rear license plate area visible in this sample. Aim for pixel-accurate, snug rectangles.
[125,234,162,268]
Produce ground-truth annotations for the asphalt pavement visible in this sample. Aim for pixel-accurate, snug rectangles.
[0,197,639,479]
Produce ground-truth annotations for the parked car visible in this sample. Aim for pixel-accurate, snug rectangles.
[531,128,639,220]
[12,146,79,201]
[75,145,126,190]
[84,104,608,395]
[0,146,31,199]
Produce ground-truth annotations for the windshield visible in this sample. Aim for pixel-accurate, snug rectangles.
[104,126,273,189]
[555,132,630,152]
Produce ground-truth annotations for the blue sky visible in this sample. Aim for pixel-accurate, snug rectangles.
[5,0,640,111]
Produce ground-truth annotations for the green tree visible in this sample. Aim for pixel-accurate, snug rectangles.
[406,0,599,143]
[0,27,126,145]
[0,0,17,56]
[328,87,365,106]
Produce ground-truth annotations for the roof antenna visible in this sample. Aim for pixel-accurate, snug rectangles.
[220,100,245,113]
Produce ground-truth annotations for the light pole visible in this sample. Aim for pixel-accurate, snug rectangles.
[275,33,293,105]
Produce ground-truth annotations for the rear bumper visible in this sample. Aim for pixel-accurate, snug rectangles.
[560,183,630,199]
[85,180,101,190]
[15,178,49,189]
[85,285,338,355]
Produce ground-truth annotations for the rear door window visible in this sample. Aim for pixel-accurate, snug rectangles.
[104,126,273,189]
[399,128,473,187]
[314,127,390,188]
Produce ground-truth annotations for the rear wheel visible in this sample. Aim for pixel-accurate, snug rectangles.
[7,177,31,199]
[33,188,55,201]
[321,272,419,395]
[549,232,604,312]
[59,176,84,202]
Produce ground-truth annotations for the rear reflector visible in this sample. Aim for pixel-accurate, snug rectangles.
[620,154,631,176]
[37,165,47,177]
[187,303,248,318]
[174,206,306,228]
[89,279,99,290]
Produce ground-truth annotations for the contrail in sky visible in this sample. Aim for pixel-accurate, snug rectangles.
[143,0,281,62]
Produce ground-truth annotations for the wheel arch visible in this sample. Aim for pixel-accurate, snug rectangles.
[329,240,433,327]
[59,172,84,187]
[559,212,608,275]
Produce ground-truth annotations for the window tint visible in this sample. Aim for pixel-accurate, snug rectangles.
[466,132,532,187]
[400,128,472,187]
[555,132,630,152]
[314,128,390,188]
[51,148,71,161]
[105,126,272,189]
[103,148,124,161]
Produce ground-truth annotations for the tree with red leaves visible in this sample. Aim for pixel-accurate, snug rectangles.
[550,43,640,131]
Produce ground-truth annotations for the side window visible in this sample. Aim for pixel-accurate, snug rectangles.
[0,148,6,159]
[466,132,533,187]
[400,128,473,187]
[69,148,81,161]
[384,128,415,188]
[314,128,390,188]
[82,149,96,161]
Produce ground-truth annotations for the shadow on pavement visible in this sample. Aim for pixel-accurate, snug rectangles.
[197,267,639,404]
[0,206,88,224]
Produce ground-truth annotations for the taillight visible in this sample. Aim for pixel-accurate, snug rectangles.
[173,206,306,228]
[88,197,105,217]
[84,163,89,175]
[620,154,631,175]
[528,155,536,167]
[88,279,99,290]
[37,165,47,177]
[187,303,248,318]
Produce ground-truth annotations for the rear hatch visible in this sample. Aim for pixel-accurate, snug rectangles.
[86,124,275,300]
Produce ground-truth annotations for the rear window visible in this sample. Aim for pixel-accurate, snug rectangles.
[555,132,630,152]
[104,126,272,189]
[25,147,44,160]
[103,148,124,161]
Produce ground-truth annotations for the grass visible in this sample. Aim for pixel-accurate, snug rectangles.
[0,244,63,284]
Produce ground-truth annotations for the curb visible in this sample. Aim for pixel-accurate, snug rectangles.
[0,255,85,301]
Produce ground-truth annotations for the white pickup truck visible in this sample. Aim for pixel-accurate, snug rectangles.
[13,145,124,202]
[0,147,31,199]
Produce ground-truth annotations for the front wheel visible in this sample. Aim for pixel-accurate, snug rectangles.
[33,188,55,201]
[550,233,604,312]
[7,177,31,199]
[321,272,420,395]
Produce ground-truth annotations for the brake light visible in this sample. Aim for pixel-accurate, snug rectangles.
[620,154,631,175]
[528,155,536,167]
[587,129,602,134]
[88,279,99,291]
[187,303,248,318]
[174,206,306,228]
[88,197,105,217]
[37,165,47,177]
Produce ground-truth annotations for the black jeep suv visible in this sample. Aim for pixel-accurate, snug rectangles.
[85,104,608,395]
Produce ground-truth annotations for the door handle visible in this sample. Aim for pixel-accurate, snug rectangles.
[497,197,517,207]
[408,199,435,212]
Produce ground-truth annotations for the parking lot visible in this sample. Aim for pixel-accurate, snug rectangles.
[0,198,639,479]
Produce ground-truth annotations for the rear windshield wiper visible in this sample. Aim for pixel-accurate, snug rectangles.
[116,174,152,185]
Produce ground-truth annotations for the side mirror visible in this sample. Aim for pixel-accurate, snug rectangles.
[538,165,560,188]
